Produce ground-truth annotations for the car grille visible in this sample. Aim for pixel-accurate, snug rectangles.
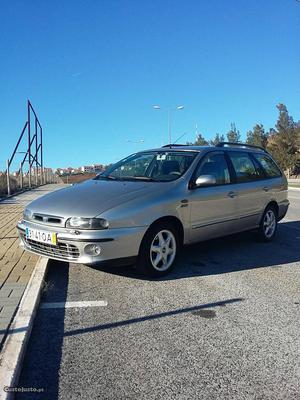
[31,213,64,226]
[20,232,80,261]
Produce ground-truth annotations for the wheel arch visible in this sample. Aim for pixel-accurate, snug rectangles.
[142,216,184,247]
[265,201,279,219]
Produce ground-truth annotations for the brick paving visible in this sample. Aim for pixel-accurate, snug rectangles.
[0,185,66,347]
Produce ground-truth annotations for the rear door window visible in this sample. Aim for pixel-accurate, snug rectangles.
[228,152,261,183]
[253,154,282,178]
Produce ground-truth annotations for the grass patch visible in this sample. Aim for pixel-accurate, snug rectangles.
[0,174,19,196]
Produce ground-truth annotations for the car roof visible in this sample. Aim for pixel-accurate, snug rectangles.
[142,145,210,153]
[140,143,268,154]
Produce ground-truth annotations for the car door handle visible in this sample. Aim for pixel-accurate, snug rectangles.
[227,191,237,198]
[263,186,270,192]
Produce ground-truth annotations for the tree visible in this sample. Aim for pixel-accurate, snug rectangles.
[226,123,241,143]
[276,103,294,132]
[293,122,300,175]
[246,124,268,148]
[267,104,299,175]
[194,133,209,146]
[210,133,225,146]
[246,130,253,144]
[296,123,300,148]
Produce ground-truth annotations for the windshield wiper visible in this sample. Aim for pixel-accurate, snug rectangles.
[118,176,156,182]
[95,175,157,182]
[95,175,117,181]
[133,176,155,181]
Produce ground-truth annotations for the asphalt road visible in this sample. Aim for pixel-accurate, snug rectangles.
[16,190,300,400]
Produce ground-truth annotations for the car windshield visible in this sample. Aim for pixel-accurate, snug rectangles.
[95,151,197,182]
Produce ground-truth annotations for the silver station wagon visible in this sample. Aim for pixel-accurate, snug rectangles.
[17,142,289,276]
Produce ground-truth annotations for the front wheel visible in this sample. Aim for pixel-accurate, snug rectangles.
[136,222,179,277]
[258,206,278,242]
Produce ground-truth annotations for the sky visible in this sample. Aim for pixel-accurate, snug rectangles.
[0,0,299,171]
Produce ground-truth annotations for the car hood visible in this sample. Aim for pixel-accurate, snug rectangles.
[27,179,168,218]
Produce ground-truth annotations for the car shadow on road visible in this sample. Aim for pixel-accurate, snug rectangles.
[63,297,244,337]
[90,220,300,281]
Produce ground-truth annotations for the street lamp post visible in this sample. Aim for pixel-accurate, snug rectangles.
[153,105,184,144]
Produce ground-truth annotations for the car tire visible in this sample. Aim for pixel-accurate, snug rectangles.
[136,222,179,277]
[258,205,278,242]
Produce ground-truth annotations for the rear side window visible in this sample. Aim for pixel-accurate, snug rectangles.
[228,152,261,183]
[253,154,282,178]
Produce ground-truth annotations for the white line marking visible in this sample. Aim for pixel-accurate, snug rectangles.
[40,300,108,309]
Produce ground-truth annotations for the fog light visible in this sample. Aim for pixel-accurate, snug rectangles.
[84,244,101,256]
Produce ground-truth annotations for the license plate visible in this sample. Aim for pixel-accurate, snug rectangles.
[25,227,57,245]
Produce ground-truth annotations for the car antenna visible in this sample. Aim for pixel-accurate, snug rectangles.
[173,131,188,145]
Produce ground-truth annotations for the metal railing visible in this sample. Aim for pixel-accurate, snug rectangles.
[5,100,44,195]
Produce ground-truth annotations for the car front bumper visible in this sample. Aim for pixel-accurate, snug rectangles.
[17,220,147,264]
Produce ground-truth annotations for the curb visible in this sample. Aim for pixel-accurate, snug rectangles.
[288,186,300,191]
[0,257,49,400]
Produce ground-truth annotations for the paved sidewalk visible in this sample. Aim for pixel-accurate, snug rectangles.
[0,184,66,348]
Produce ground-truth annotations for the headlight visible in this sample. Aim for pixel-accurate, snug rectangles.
[23,208,32,221]
[66,217,109,230]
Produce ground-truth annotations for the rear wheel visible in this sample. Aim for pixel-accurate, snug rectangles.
[136,222,179,277]
[258,205,278,241]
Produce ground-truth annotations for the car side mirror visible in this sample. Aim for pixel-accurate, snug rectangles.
[195,174,216,187]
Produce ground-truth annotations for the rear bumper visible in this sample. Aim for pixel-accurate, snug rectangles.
[278,201,290,221]
[17,220,147,264]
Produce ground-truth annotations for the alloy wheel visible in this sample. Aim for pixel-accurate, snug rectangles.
[263,210,276,239]
[150,229,176,272]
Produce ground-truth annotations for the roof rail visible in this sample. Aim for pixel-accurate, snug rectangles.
[162,144,186,148]
[216,142,268,153]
